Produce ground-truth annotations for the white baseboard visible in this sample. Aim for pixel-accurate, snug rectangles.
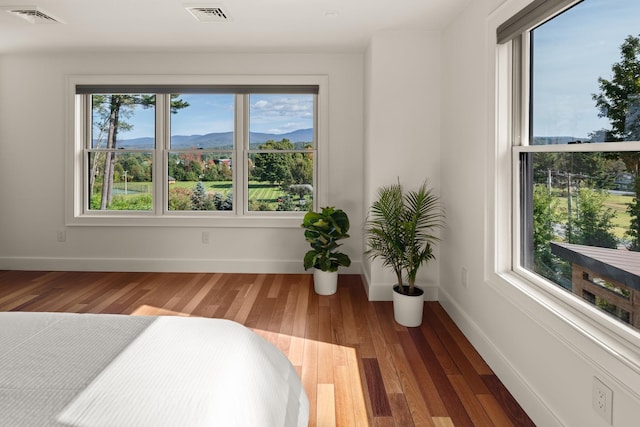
[438,286,562,427]
[361,271,438,301]
[0,257,363,275]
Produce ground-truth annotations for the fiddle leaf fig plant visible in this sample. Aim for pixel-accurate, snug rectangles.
[302,206,351,272]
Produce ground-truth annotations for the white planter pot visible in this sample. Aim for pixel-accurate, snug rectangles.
[313,269,338,295]
[392,285,425,327]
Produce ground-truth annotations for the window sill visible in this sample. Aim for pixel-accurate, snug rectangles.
[487,268,640,393]
[66,213,306,228]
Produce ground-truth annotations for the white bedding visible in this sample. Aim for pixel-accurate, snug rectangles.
[0,312,308,427]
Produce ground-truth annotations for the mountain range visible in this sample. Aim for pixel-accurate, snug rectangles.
[114,128,313,149]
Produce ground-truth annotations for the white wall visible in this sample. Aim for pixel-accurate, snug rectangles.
[0,52,364,273]
[363,30,442,301]
[439,0,640,426]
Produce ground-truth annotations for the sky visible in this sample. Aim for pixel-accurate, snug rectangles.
[532,0,640,138]
[115,93,314,140]
[109,0,640,141]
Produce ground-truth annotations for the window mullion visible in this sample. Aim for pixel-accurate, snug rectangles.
[83,94,92,214]
[155,94,168,215]
[235,94,246,216]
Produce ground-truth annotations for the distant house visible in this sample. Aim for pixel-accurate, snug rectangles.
[614,172,635,192]
[168,176,176,184]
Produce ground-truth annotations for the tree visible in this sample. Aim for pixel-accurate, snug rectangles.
[592,34,640,250]
[290,153,313,184]
[532,185,560,278]
[92,94,188,209]
[191,181,214,210]
[569,188,618,249]
[252,139,294,185]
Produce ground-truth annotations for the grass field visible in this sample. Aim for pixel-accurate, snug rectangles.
[170,180,296,200]
[170,180,312,210]
[603,193,634,238]
[552,192,634,239]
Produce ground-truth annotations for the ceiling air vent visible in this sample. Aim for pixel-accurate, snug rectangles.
[185,5,231,22]
[6,7,61,24]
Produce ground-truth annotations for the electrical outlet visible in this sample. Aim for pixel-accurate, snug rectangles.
[56,230,66,243]
[202,231,210,244]
[461,267,468,288]
[592,376,613,425]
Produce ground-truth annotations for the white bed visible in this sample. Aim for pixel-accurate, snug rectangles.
[0,312,309,427]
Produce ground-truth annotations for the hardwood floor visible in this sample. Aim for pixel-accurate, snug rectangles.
[0,271,535,426]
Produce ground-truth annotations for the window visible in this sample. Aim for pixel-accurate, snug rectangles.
[500,0,640,333]
[68,77,326,226]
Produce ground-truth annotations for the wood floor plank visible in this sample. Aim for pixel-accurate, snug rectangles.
[432,417,455,427]
[316,383,336,427]
[362,358,393,417]
[0,271,536,427]
[481,374,537,427]
[422,304,490,396]
[448,374,494,426]
[368,303,404,395]
[408,328,475,427]
[428,302,493,376]
[387,393,415,427]
[477,394,515,427]
[334,364,356,427]
[396,330,447,418]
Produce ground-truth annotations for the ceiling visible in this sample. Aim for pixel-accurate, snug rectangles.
[0,0,469,54]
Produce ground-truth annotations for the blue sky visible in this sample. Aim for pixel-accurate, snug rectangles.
[116,0,640,141]
[120,93,314,140]
[532,0,640,138]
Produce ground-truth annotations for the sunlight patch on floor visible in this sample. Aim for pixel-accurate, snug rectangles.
[131,304,369,426]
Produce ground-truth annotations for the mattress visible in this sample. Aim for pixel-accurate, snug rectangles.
[0,312,308,427]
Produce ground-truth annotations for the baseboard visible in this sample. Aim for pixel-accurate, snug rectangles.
[361,271,438,301]
[438,286,562,427]
[0,257,363,275]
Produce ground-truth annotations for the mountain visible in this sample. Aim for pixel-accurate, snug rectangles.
[114,128,313,149]
[532,136,584,145]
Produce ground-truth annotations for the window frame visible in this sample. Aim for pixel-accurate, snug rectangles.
[491,0,640,373]
[65,74,329,228]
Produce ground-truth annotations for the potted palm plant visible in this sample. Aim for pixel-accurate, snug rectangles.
[365,180,444,326]
[302,206,351,295]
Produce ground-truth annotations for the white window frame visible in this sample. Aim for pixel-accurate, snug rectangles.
[65,74,329,228]
[489,0,640,376]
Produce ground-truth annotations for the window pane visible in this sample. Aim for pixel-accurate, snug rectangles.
[91,94,155,149]
[169,94,234,149]
[168,94,234,212]
[249,94,314,148]
[88,152,153,211]
[248,94,315,212]
[523,151,640,329]
[168,152,233,211]
[248,152,314,211]
[531,0,640,144]
[88,94,155,211]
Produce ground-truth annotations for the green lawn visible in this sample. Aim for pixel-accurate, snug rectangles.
[552,192,633,239]
[603,193,634,239]
[169,180,312,210]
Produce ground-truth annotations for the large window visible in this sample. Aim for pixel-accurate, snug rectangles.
[68,77,325,225]
[503,0,640,332]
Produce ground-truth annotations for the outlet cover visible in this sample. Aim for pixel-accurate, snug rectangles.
[592,376,613,425]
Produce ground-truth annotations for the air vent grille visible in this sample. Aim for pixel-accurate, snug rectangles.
[185,5,231,22]
[7,8,61,24]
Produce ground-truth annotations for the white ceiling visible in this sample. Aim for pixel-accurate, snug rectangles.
[0,0,469,54]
